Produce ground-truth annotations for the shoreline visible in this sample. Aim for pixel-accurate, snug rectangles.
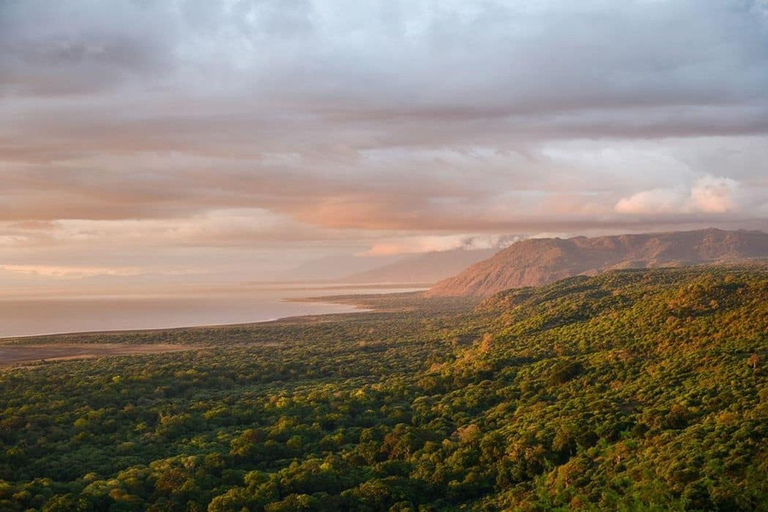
[0,289,425,343]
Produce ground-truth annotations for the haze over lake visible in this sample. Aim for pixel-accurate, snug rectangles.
[0,284,423,338]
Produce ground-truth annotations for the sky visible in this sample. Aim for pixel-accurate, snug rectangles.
[1,0,768,289]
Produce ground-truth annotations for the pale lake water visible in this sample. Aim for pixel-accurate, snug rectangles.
[0,284,425,338]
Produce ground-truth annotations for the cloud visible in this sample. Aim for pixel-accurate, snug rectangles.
[0,208,331,249]
[615,188,689,214]
[0,1,767,286]
[0,0,179,96]
[361,234,520,256]
[690,176,739,213]
[615,176,740,215]
[0,264,145,279]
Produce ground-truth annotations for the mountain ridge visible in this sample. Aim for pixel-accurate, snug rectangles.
[426,228,768,297]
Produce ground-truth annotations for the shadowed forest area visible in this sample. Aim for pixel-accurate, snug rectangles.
[1,266,767,511]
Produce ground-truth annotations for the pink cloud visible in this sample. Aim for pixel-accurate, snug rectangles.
[690,176,739,213]
[615,176,740,215]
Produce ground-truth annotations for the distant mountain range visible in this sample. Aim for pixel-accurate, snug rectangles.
[426,228,768,297]
[279,254,405,282]
[342,248,498,284]
[279,248,499,284]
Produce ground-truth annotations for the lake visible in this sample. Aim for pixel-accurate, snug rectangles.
[0,283,425,338]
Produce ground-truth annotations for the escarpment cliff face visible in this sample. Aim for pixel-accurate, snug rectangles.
[425,228,768,297]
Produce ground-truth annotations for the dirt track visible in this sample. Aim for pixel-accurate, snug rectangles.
[0,344,195,367]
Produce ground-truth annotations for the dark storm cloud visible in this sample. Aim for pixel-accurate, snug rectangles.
[0,0,180,95]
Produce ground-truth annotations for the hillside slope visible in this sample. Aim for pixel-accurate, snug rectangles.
[460,265,768,509]
[427,228,768,296]
[342,248,497,284]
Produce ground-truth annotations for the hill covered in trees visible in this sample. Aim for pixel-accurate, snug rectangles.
[1,266,767,510]
[427,228,768,297]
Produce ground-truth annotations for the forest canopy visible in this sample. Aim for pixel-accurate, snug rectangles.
[1,266,767,511]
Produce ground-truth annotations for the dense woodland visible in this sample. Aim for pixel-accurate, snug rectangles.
[1,266,767,511]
